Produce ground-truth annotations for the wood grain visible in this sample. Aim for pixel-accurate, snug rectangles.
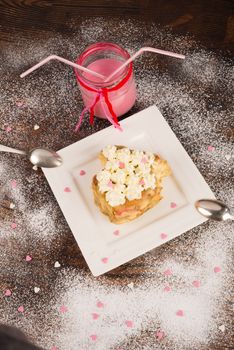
[0,0,233,50]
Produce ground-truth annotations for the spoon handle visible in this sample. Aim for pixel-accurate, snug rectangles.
[0,144,26,155]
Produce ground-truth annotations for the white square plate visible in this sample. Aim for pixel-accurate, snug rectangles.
[43,106,215,276]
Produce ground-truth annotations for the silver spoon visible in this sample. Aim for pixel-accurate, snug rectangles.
[0,144,62,168]
[195,199,234,221]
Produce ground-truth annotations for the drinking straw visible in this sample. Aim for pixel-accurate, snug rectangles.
[104,47,185,82]
[20,54,105,79]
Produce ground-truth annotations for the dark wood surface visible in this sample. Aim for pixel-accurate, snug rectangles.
[0,0,234,51]
[0,1,233,350]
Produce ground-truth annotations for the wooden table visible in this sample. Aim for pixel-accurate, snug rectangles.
[0,1,233,350]
[1,0,234,51]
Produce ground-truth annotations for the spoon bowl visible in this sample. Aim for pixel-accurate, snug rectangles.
[195,199,233,221]
[29,148,63,168]
[0,144,62,168]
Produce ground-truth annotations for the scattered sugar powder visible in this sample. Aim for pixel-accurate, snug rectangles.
[0,16,233,350]
[0,157,65,245]
[1,221,232,350]
[25,205,57,239]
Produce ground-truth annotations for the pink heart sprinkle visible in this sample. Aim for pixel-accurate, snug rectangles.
[141,157,147,164]
[101,257,108,264]
[18,306,24,313]
[170,202,177,208]
[64,187,71,193]
[214,266,221,273]
[92,313,99,320]
[11,180,17,188]
[163,269,172,276]
[119,162,125,169]
[51,347,58,350]
[59,305,68,313]
[4,289,12,296]
[108,180,114,189]
[160,233,168,239]
[125,320,133,328]
[16,101,24,107]
[6,126,12,133]
[139,179,145,186]
[192,280,201,288]
[113,230,120,236]
[25,255,32,262]
[79,170,86,176]
[207,145,215,152]
[176,309,184,317]
[164,285,171,292]
[155,329,165,340]
[96,301,104,308]
[90,334,97,341]
[11,223,17,229]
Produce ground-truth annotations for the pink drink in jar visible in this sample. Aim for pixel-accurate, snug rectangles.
[75,42,136,121]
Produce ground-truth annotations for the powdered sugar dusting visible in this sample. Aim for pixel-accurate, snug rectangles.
[0,16,233,350]
[2,221,230,350]
[0,159,64,244]
[25,205,57,239]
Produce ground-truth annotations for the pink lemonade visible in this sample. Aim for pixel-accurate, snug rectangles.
[78,58,136,119]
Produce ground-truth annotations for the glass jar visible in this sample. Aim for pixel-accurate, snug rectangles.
[75,42,136,121]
